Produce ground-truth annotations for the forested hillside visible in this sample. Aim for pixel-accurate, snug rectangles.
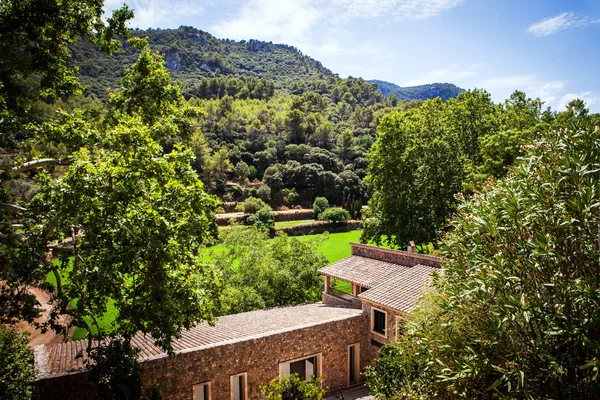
[73,26,335,100]
[367,80,464,101]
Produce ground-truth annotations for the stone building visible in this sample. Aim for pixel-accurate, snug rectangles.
[34,243,442,399]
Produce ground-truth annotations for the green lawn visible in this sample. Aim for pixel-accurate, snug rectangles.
[274,219,313,228]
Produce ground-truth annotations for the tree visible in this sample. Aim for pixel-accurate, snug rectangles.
[0,325,34,400]
[0,0,132,148]
[261,374,325,400]
[211,228,327,314]
[1,37,221,396]
[363,99,462,247]
[365,115,600,399]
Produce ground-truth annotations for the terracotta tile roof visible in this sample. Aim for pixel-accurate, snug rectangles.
[358,264,436,312]
[318,256,410,288]
[35,303,364,380]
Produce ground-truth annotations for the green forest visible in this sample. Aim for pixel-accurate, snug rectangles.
[2,1,600,399]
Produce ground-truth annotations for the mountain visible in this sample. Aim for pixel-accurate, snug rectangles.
[367,80,465,102]
[73,26,335,100]
[73,26,463,103]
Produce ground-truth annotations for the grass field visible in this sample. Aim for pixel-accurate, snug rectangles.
[274,219,313,228]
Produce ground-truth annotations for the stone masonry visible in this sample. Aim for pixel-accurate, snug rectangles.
[35,309,371,400]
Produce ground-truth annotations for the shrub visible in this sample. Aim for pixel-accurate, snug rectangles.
[343,196,362,219]
[282,188,300,207]
[88,338,142,400]
[246,206,275,229]
[318,208,350,224]
[257,184,271,204]
[241,197,268,214]
[312,197,329,219]
[261,373,325,400]
[0,325,34,400]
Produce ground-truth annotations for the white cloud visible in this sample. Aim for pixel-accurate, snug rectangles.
[332,0,464,21]
[211,0,464,52]
[104,0,209,29]
[401,64,480,86]
[211,0,321,46]
[527,12,600,37]
[481,74,565,104]
[558,92,597,111]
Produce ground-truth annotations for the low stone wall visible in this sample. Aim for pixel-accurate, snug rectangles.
[350,242,443,268]
[275,220,362,237]
[322,292,363,310]
[273,209,314,222]
[35,312,374,400]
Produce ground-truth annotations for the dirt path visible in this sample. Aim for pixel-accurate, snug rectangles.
[15,287,73,346]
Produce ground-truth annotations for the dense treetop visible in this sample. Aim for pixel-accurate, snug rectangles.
[367,80,464,101]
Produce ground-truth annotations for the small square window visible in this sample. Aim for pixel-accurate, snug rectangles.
[372,308,386,336]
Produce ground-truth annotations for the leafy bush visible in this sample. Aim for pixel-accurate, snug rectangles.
[312,197,329,219]
[343,196,362,219]
[318,208,350,224]
[260,374,325,400]
[246,206,275,229]
[88,338,142,400]
[282,188,300,207]
[0,325,34,400]
[257,184,272,204]
[241,197,268,214]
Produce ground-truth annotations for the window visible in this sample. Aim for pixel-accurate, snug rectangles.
[280,354,321,382]
[193,382,211,400]
[372,308,387,337]
[348,343,360,385]
[230,373,247,400]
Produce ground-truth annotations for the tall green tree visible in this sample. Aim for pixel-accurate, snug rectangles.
[1,34,221,378]
[365,112,600,399]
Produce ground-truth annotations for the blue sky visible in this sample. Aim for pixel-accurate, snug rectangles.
[104,0,600,112]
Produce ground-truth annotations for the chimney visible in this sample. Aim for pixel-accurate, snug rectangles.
[407,241,416,253]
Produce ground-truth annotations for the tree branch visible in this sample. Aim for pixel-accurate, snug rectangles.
[44,211,63,241]
[0,203,28,213]
[12,158,70,174]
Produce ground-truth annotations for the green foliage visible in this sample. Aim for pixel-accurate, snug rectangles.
[368,80,464,102]
[88,338,142,400]
[0,325,34,400]
[0,0,132,148]
[344,195,363,219]
[211,228,327,314]
[312,197,330,219]
[246,206,275,229]
[283,188,300,207]
[261,374,325,400]
[363,89,546,248]
[365,115,600,399]
[1,26,221,360]
[318,208,351,224]
[241,197,269,214]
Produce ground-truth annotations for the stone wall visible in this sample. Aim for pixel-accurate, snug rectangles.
[350,242,443,268]
[361,301,407,345]
[322,292,363,309]
[35,313,374,400]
